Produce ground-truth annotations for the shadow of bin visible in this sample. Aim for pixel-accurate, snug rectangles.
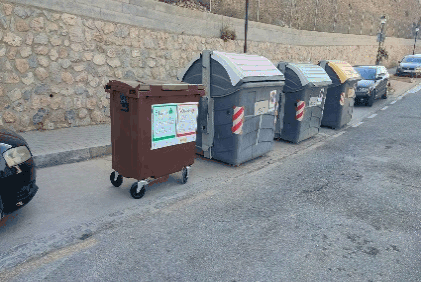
[178,50,285,166]
[275,62,332,143]
[318,60,361,129]
[105,80,205,199]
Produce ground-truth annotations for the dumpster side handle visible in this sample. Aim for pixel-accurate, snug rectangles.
[201,50,215,159]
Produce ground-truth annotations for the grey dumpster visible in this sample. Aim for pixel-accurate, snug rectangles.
[318,60,361,129]
[276,62,332,143]
[179,50,285,166]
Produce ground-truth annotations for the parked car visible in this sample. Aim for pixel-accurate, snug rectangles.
[0,126,38,219]
[395,54,421,77]
[353,65,389,107]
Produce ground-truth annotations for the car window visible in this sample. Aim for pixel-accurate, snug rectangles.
[354,67,376,80]
[402,57,421,63]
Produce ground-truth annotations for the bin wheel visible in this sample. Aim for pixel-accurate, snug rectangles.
[366,91,375,107]
[181,167,189,184]
[130,182,146,199]
[110,171,123,187]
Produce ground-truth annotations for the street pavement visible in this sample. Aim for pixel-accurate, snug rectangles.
[0,75,420,281]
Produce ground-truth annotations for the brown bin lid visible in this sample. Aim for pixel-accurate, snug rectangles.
[106,79,204,91]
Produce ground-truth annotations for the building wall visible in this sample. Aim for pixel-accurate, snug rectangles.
[0,0,419,132]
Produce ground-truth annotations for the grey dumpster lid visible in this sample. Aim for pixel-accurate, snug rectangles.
[178,51,284,86]
[277,62,332,87]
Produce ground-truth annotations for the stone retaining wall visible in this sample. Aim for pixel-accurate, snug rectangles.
[0,0,417,132]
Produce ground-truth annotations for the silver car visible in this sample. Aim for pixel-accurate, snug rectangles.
[396,54,421,77]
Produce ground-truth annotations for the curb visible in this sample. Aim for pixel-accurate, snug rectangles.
[34,145,112,169]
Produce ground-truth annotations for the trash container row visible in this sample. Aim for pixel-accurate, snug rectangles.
[104,50,362,199]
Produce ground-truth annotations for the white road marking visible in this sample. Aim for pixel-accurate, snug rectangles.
[352,122,363,127]
[332,131,346,138]
[397,96,403,100]
[367,114,377,118]
[390,101,397,104]
[0,238,98,281]
[381,106,389,110]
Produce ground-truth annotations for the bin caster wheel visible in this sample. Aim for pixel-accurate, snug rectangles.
[181,167,190,184]
[130,182,146,199]
[110,171,123,187]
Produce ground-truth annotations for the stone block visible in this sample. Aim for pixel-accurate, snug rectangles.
[5,73,19,84]
[19,46,32,58]
[3,4,13,16]
[26,32,34,45]
[37,56,50,68]
[50,36,62,46]
[34,33,49,45]
[93,54,106,65]
[7,88,22,102]
[69,26,84,43]
[16,19,30,32]
[14,6,31,19]
[30,17,45,32]
[62,14,77,25]
[3,33,23,47]
[34,84,51,95]
[22,72,35,85]
[34,46,49,55]
[49,48,59,61]
[46,22,59,32]
[35,68,49,80]
[15,59,29,73]
[7,47,17,60]
[62,72,74,84]
[3,111,18,123]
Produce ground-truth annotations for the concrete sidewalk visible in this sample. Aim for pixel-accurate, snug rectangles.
[20,78,421,169]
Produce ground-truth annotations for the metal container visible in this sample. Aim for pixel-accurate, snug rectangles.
[105,80,205,199]
[318,60,361,129]
[276,62,332,143]
[179,50,285,166]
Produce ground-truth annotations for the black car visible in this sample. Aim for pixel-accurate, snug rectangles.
[395,55,421,77]
[0,126,38,219]
[353,65,389,107]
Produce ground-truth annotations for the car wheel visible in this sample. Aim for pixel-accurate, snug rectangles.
[366,91,375,107]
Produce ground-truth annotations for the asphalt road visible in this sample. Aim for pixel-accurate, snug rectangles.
[1,85,421,281]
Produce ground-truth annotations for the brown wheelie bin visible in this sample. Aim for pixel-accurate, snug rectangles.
[104,80,205,199]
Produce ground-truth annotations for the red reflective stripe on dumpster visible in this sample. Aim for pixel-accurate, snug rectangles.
[295,100,305,121]
[296,101,305,111]
[339,93,345,106]
[232,121,243,133]
[233,107,244,121]
[232,106,244,134]
[177,132,195,137]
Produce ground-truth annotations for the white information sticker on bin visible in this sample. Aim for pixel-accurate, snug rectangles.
[255,100,269,115]
[151,102,199,150]
[176,102,199,144]
[309,97,323,107]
